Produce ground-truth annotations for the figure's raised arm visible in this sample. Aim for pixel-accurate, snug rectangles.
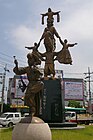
[25,46,34,50]
[13,56,18,68]
[53,11,61,15]
[13,56,27,75]
[68,42,78,47]
[59,37,64,46]
[41,13,48,17]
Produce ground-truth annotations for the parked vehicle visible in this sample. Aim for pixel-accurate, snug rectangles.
[65,111,93,125]
[23,113,29,117]
[0,112,22,127]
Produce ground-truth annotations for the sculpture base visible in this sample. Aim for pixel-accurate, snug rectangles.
[12,117,52,140]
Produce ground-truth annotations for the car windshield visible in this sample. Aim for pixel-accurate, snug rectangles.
[0,113,8,118]
[65,112,71,117]
[65,112,75,117]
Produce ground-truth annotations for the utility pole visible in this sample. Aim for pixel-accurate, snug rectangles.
[0,64,9,113]
[84,67,93,114]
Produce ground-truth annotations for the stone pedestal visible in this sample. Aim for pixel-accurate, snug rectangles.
[12,117,52,140]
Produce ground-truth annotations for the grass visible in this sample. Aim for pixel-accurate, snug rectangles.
[0,127,13,140]
[0,125,93,140]
[52,125,93,140]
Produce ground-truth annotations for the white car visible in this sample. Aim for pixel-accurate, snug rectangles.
[0,112,22,127]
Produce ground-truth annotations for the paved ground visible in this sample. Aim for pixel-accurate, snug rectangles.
[0,124,87,130]
[50,125,85,130]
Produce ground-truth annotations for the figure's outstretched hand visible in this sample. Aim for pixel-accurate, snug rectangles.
[25,46,32,50]
[74,43,78,45]
[41,14,44,16]
[57,11,61,13]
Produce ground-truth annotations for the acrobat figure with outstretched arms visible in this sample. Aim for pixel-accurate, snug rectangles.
[56,39,77,65]
[41,8,60,25]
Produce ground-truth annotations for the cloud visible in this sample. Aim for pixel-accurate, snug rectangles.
[59,2,93,42]
[8,1,93,74]
[9,1,93,50]
[10,25,42,50]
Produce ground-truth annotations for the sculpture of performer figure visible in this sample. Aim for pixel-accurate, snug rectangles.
[38,20,62,52]
[37,50,58,79]
[25,43,57,79]
[41,8,60,25]
[13,54,43,117]
[25,42,42,65]
[57,39,77,65]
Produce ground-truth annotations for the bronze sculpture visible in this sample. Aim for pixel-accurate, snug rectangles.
[13,54,43,117]
[41,8,60,25]
[38,20,62,52]
[37,50,58,78]
[37,8,77,77]
[57,39,77,65]
[13,8,77,118]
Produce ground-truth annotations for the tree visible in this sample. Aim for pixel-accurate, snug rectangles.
[3,104,11,112]
[68,100,82,108]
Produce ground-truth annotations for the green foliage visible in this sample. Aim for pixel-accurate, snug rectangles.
[0,104,16,113]
[3,104,11,112]
[68,100,82,108]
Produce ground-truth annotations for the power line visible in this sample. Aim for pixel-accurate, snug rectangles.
[0,56,13,63]
[0,51,26,64]
[0,52,13,59]
[0,57,26,69]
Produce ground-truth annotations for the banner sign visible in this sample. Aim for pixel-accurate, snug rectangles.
[64,81,83,100]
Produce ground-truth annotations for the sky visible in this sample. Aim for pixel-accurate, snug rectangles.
[0,0,93,80]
